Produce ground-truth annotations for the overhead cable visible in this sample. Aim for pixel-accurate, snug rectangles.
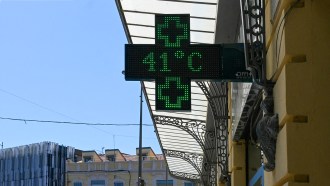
[0,116,153,126]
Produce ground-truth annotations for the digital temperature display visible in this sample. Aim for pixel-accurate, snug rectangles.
[125,14,250,110]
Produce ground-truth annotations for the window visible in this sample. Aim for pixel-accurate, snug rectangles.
[184,182,195,186]
[73,182,82,186]
[91,180,105,186]
[84,156,93,162]
[107,155,116,162]
[142,153,147,160]
[156,180,173,186]
[114,181,124,186]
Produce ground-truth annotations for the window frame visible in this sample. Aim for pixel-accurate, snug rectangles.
[73,182,82,186]
[156,180,174,186]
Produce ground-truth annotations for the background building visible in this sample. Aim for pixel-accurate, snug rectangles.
[1,143,195,186]
[0,142,75,186]
[66,147,196,186]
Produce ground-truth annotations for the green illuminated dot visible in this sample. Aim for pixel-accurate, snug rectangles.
[188,52,202,72]
[158,77,189,108]
[157,16,189,48]
[143,52,156,72]
[160,52,171,72]
[175,51,184,59]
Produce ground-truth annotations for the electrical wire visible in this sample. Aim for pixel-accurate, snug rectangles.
[0,116,153,126]
[0,88,119,135]
[0,88,77,122]
[273,0,301,79]
[0,88,151,135]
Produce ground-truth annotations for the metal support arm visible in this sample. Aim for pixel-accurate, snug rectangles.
[241,0,279,171]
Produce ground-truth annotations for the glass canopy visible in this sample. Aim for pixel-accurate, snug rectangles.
[116,0,219,182]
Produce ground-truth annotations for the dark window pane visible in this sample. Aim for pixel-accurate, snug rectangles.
[91,180,105,186]
[184,182,195,186]
[74,182,82,186]
[114,182,124,186]
[156,180,173,186]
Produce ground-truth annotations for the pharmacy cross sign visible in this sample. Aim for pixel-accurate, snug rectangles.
[125,14,251,110]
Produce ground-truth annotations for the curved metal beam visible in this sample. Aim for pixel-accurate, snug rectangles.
[154,114,217,185]
[232,83,263,141]
[163,149,203,175]
[196,81,229,182]
[169,171,200,181]
[154,115,207,153]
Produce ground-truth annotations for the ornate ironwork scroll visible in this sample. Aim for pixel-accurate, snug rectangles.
[241,0,279,172]
[233,83,263,141]
[169,171,200,181]
[154,115,216,185]
[163,149,203,175]
[163,149,215,186]
[209,164,217,185]
[196,81,229,183]
[241,0,266,84]
[154,115,207,152]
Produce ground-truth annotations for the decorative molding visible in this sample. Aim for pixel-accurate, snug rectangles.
[256,114,278,171]
[256,85,279,171]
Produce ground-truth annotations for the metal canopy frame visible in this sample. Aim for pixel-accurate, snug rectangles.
[116,0,225,185]
[240,0,279,172]
[197,81,229,182]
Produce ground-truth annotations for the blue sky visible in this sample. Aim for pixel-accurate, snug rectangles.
[0,0,160,154]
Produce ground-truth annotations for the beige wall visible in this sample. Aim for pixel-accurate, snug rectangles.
[105,150,126,162]
[66,160,196,186]
[82,151,103,162]
[264,0,330,185]
[229,0,330,185]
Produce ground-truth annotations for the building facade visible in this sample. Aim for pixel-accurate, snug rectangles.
[0,142,75,186]
[1,143,195,186]
[66,147,196,186]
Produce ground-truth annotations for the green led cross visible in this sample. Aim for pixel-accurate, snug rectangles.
[125,14,250,110]
[155,14,192,110]
[158,77,190,109]
[125,14,219,110]
[157,16,189,47]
